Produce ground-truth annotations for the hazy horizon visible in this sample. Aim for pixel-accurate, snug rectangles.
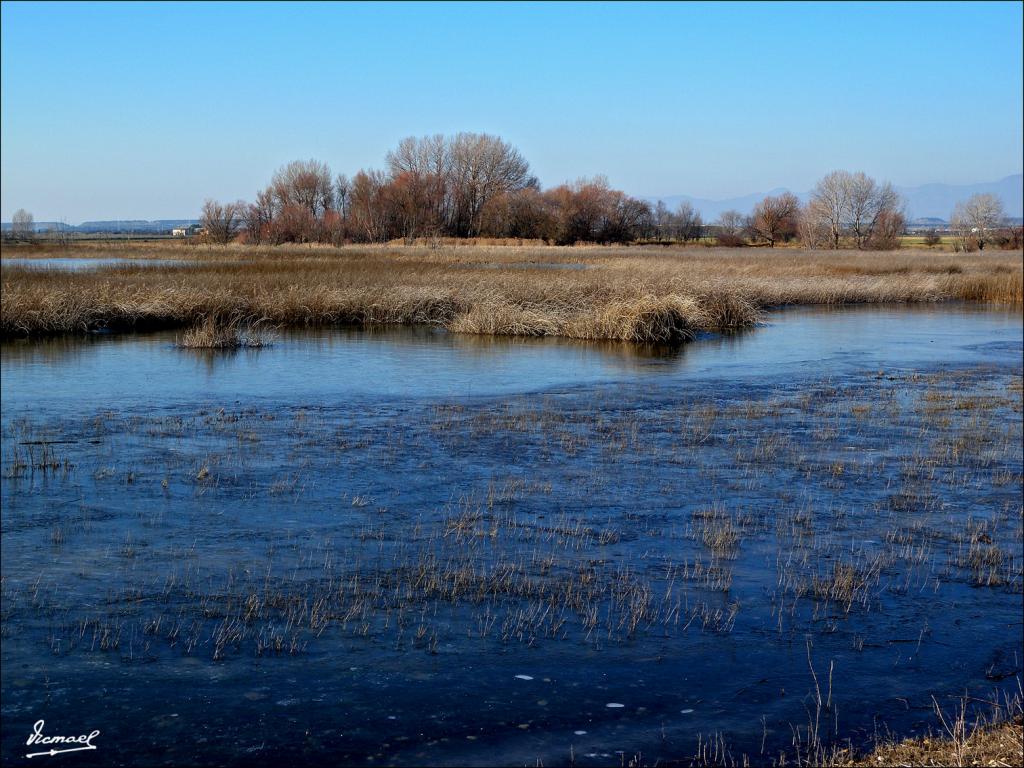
[2,1,1022,221]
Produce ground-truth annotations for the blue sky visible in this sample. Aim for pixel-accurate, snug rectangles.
[1,1,1021,221]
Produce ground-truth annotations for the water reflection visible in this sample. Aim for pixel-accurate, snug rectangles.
[1,304,1020,415]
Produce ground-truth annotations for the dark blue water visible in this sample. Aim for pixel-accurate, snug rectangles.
[1,304,1021,766]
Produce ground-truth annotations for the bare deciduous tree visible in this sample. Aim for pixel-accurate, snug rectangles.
[334,174,351,221]
[797,201,827,248]
[544,177,610,244]
[845,173,901,249]
[11,208,34,241]
[349,170,392,243]
[387,171,436,244]
[386,134,450,231]
[603,195,652,243]
[750,192,800,247]
[805,170,903,249]
[867,208,906,250]
[450,132,532,236]
[716,210,748,246]
[675,201,703,242]
[244,188,276,245]
[950,193,1005,251]
[652,201,671,241]
[479,187,555,240]
[271,160,334,220]
[201,199,244,245]
[385,133,533,237]
[807,171,850,249]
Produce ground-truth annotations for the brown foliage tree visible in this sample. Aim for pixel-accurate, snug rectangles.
[386,133,532,237]
[271,160,333,215]
[750,192,799,247]
[349,170,393,243]
[866,208,905,250]
[479,188,555,240]
[244,188,276,245]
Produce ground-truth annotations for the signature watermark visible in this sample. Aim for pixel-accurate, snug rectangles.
[25,720,100,759]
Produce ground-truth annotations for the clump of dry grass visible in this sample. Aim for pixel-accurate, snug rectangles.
[177,314,274,349]
[851,718,1023,767]
[574,294,714,343]
[449,293,756,342]
[2,242,1020,341]
[676,687,1024,767]
[846,693,1023,768]
[448,300,562,337]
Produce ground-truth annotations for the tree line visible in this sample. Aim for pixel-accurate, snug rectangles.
[202,134,926,249]
[204,133,688,247]
[11,131,1005,250]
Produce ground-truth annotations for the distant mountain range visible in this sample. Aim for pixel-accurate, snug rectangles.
[645,174,1023,223]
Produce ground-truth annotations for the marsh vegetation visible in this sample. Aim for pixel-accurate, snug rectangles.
[1,242,1021,341]
[177,313,276,350]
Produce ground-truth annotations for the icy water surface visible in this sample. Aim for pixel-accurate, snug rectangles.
[1,304,1022,766]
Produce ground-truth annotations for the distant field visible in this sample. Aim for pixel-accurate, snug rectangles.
[899,234,958,248]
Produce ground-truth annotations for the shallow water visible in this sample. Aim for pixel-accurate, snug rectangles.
[1,257,582,273]
[1,304,1022,766]
[0,256,200,271]
[452,261,590,270]
[2,304,1020,412]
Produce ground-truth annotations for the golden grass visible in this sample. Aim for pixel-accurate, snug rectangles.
[1,242,1020,341]
[846,717,1023,767]
[177,313,274,349]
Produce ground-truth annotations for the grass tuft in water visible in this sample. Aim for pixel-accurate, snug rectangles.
[177,314,275,349]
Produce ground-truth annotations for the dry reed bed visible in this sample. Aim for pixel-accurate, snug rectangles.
[846,716,1023,767]
[2,244,1020,341]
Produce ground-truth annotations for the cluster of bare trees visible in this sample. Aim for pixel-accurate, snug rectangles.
[514,177,655,244]
[712,195,801,248]
[385,133,532,238]
[710,173,904,250]
[649,201,704,242]
[949,193,1020,251]
[199,147,1019,250]
[800,171,904,249]
[202,134,668,246]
